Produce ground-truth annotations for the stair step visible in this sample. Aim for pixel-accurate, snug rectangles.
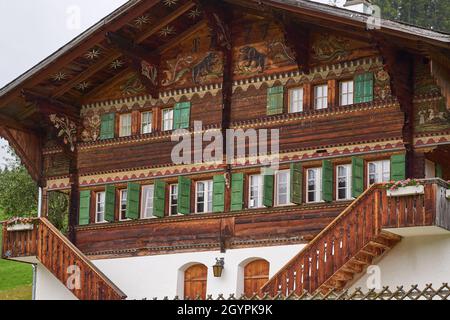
[368,240,390,250]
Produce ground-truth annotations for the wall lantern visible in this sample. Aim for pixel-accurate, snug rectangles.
[213,258,225,277]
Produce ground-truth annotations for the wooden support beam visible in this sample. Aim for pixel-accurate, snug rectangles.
[376,37,416,178]
[135,1,196,43]
[22,90,79,154]
[52,52,122,98]
[156,20,208,54]
[0,113,34,133]
[106,32,160,99]
[275,13,311,74]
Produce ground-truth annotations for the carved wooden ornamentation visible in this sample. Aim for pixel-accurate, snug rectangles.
[49,114,77,152]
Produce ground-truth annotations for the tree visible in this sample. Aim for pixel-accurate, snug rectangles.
[373,0,450,33]
[0,144,69,234]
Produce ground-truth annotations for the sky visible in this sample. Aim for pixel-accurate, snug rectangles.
[0,0,346,168]
[0,0,128,168]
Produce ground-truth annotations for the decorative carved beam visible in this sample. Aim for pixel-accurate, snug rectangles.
[106,32,160,99]
[376,37,415,178]
[276,13,310,74]
[195,0,232,51]
[22,90,79,153]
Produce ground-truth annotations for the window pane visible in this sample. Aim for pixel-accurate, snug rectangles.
[120,114,132,137]
[289,88,303,113]
[141,112,152,134]
[141,185,154,218]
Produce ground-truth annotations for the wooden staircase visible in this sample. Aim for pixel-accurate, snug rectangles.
[1,217,126,300]
[261,179,450,296]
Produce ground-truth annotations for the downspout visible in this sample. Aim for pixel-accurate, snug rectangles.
[37,187,42,218]
[31,264,37,300]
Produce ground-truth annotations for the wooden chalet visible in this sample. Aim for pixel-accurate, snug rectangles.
[1,0,450,300]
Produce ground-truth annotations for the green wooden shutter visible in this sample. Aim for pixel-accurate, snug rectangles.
[100,113,115,140]
[126,183,140,220]
[213,175,225,213]
[290,162,303,204]
[153,180,166,218]
[230,173,244,211]
[178,176,191,215]
[267,86,284,115]
[390,154,406,181]
[322,160,333,202]
[104,185,116,222]
[354,72,373,103]
[173,102,191,129]
[436,164,443,179]
[352,157,364,198]
[263,174,274,207]
[79,190,91,226]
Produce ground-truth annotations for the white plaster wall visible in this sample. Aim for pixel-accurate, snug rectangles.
[92,244,305,300]
[350,234,450,291]
[35,262,77,300]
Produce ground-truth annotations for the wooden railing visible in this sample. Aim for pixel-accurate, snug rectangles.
[261,179,449,296]
[1,217,126,300]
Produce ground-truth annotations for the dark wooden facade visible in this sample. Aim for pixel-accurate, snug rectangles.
[1,0,450,260]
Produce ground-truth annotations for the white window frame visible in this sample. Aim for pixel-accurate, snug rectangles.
[169,184,178,215]
[275,170,291,206]
[339,80,354,106]
[141,185,154,219]
[336,164,353,201]
[314,84,328,110]
[119,113,132,137]
[367,160,391,187]
[289,87,304,113]
[119,189,128,221]
[162,108,174,131]
[306,167,322,203]
[95,191,106,223]
[195,180,213,214]
[248,174,263,209]
[141,111,153,134]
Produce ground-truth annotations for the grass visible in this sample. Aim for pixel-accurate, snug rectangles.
[0,211,33,300]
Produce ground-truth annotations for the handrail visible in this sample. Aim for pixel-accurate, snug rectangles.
[261,179,445,295]
[261,183,381,289]
[2,217,127,300]
[39,217,126,298]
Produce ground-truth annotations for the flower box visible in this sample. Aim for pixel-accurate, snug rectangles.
[386,185,424,197]
[6,223,34,232]
[446,189,450,200]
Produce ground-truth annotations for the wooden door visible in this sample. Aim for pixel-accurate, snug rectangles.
[244,259,270,296]
[184,264,207,299]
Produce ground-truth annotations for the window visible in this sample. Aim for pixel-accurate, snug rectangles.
[314,84,328,110]
[95,192,105,223]
[248,175,263,209]
[141,111,152,134]
[169,184,178,215]
[336,164,352,200]
[119,113,132,137]
[340,80,354,106]
[119,189,128,220]
[196,180,213,213]
[368,160,390,186]
[141,185,154,219]
[162,108,173,131]
[307,167,322,203]
[289,87,303,113]
[275,170,291,206]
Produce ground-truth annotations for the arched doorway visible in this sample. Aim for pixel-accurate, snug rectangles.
[184,264,207,299]
[244,259,269,296]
